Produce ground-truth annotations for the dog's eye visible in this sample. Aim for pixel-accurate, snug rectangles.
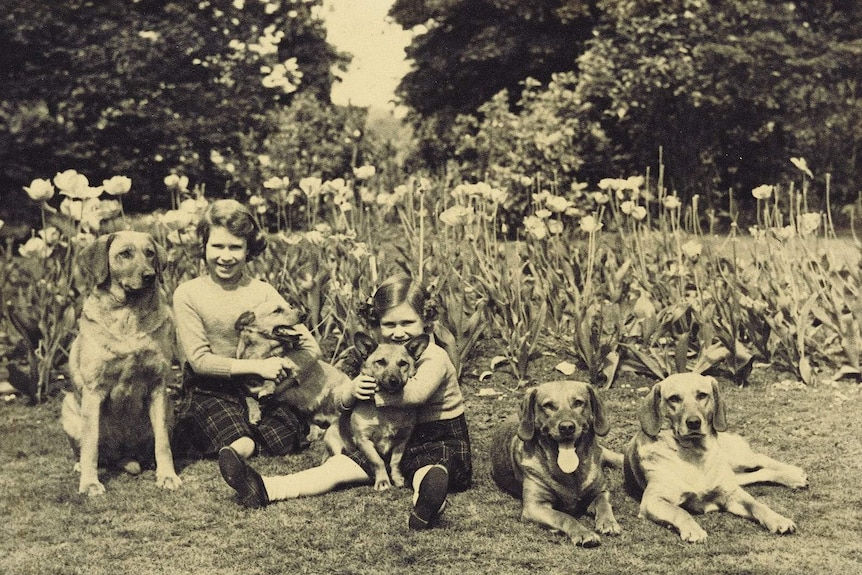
[571,399,585,409]
[397,359,410,369]
[541,401,557,412]
[696,392,710,401]
[144,248,155,259]
[666,394,682,405]
[116,249,133,259]
[374,358,388,367]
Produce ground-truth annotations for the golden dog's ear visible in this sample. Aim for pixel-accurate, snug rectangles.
[710,377,728,432]
[588,385,610,437]
[151,237,167,283]
[78,233,114,287]
[353,332,378,360]
[638,382,663,437]
[516,387,538,441]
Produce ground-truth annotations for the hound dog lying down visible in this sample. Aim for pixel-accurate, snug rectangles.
[624,373,809,543]
[61,231,181,496]
[490,381,622,547]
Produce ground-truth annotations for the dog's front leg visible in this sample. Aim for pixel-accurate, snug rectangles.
[724,488,796,535]
[639,486,707,542]
[357,437,391,491]
[149,386,182,490]
[78,390,106,496]
[591,490,621,536]
[734,456,809,489]
[521,479,601,547]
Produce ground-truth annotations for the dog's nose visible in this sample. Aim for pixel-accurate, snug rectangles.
[686,417,702,431]
[558,421,577,437]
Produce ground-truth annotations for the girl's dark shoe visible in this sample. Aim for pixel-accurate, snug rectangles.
[218,446,269,509]
[409,465,449,530]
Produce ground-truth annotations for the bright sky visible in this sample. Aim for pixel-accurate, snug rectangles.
[321,0,412,110]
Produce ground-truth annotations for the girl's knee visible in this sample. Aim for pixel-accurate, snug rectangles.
[230,436,256,458]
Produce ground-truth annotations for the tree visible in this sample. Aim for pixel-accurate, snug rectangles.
[575,0,862,208]
[0,0,346,218]
[390,0,599,169]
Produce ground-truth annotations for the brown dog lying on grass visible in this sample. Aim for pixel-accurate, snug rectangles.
[61,231,181,496]
[490,380,622,547]
[234,300,349,431]
[624,372,809,543]
[334,332,429,491]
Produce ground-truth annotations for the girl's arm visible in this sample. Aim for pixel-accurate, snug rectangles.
[174,287,234,378]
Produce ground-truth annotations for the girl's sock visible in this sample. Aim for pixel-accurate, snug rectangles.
[263,476,299,501]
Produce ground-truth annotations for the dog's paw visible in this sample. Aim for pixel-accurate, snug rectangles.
[373,478,392,492]
[79,480,106,497]
[785,467,809,490]
[595,516,621,536]
[679,522,708,543]
[391,471,406,488]
[571,531,602,548]
[157,473,183,491]
[766,514,796,535]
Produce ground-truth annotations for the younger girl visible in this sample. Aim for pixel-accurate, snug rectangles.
[219,274,472,529]
[173,199,321,465]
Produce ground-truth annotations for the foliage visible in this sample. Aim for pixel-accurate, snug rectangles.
[390,0,598,168]
[0,0,347,217]
[453,73,611,217]
[4,155,862,402]
[395,0,862,213]
[576,0,862,206]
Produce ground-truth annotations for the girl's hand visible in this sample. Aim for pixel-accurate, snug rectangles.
[350,374,377,402]
[257,356,297,382]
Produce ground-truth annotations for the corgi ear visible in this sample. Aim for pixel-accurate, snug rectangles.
[638,382,663,437]
[353,332,378,359]
[234,310,256,331]
[78,233,115,287]
[404,333,430,361]
[516,387,538,442]
[588,385,610,437]
[710,377,728,432]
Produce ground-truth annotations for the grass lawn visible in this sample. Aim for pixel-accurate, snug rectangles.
[2,355,861,575]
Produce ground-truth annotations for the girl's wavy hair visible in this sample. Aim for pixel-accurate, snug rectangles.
[358,274,438,329]
[195,199,267,261]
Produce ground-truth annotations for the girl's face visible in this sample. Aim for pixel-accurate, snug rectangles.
[376,302,425,344]
[205,226,248,284]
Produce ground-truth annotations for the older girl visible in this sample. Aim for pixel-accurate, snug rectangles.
[173,199,320,464]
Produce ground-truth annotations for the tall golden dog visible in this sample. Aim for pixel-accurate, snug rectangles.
[234,300,349,430]
[61,231,181,496]
[339,332,428,491]
[624,373,808,543]
[490,381,621,547]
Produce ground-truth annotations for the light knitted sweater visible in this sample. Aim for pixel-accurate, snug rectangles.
[173,274,319,378]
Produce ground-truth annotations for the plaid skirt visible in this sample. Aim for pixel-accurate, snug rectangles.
[347,414,473,492]
[173,371,309,458]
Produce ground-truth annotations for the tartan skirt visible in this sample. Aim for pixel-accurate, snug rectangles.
[173,371,309,458]
[347,413,473,492]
